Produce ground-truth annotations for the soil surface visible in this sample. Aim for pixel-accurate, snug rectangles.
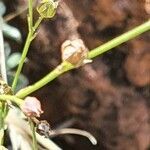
[4,0,150,149]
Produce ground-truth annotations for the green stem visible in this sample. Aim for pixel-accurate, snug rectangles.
[12,32,32,91]
[12,1,43,92]
[0,95,23,106]
[33,17,43,32]
[29,0,33,30]
[16,62,74,98]
[29,119,38,150]
[88,20,150,59]
[16,20,150,99]
[0,128,4,145]
[12,0,34,92]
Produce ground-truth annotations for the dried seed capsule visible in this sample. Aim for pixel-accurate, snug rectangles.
[37,120,51,137]
[37,0,58,18]
[61,39,92,67]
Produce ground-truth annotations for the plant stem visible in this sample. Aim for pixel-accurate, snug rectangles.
[0,17,8,145]
[12,0,43,92]
[16,62,74,98]
[33,17,43,32]
[16,20,150,99]
[50,128,97,145]
[29,0,33,30]
[29,119,38,150]
[12,0,34,92]
[88,20,150,59]
[12,32,32,91]
[0,95,23,106]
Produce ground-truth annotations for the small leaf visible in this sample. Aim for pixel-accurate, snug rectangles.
[2,23,22,42]
[6,53,22,69]
[4,42,11,59]
[0,1,6,16]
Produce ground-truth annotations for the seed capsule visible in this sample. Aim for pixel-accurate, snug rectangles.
[37,0,58,18]
[37,120,51,137]
[61,39,92,67]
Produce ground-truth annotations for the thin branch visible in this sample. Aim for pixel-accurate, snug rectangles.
[16,20,150,98]
[0,95,23,106]
[50,128,97,145]
[88,20,150,59]
[29,119,38,150]
[0,17,7,82]
[12,31,33,91]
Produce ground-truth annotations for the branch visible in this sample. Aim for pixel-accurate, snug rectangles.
[16,20,150,98]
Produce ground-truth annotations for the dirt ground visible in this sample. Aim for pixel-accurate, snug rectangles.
[4,0,150,149]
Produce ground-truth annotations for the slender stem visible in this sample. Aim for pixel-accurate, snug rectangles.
[0,17,7,145]
[0,95,23,106]
[12,1,44,92]
[0,94,22,144]
[50,128,97,145]
[16,20,150,99]
[33,17,43,32]
[29,0,33,30]
[12,0,34,92]
[88,20,150,59]
[0,17,7,82]
[0,129,4,145]
[12,32,32,91]
[16,62,74,98]
[29,119,38,150]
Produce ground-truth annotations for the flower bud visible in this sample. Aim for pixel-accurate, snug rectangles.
[20,97,43,118]
[37,0,58,18]
[61,39,92,67]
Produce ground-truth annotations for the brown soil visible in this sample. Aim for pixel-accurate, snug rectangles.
[4,0,150,149]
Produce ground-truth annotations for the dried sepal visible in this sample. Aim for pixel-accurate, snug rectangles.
[20,97,43,118]
[36,120,51,137]
[61,39,92,67]
[0,78,12,95]
[37,0,58,19]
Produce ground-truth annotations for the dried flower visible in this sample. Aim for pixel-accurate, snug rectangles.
[37,0,58,18]
[20,97,43,117]
[0,78,12,95]
[61,39,92,67]
[36,120,51,137]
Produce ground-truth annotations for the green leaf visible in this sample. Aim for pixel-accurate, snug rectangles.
[6,53,22,69]
[4,42,11,59]
[0,1,6,16]
[2,23,22,42]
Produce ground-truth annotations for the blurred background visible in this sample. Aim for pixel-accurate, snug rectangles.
[1,0,150,149]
